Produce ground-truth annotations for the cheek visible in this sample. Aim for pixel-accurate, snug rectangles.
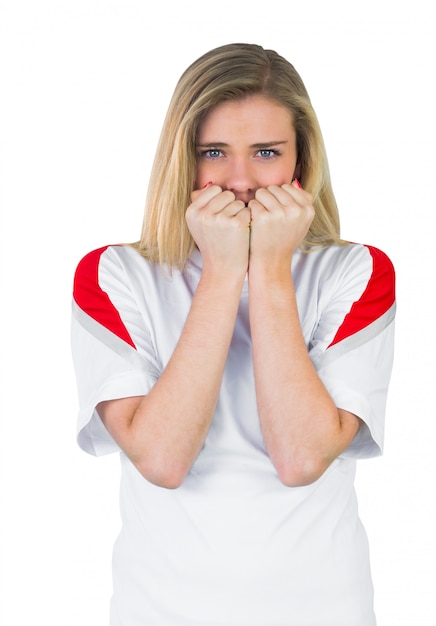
[259,164,294,187]
[278,159,298,184]
[195,163,214,189]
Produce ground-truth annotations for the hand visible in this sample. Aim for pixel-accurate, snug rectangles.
[248,181,314,267]
[187,184,251,276]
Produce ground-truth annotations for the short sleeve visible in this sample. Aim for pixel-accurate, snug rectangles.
[71,246,161,456]
[309,245,396,459]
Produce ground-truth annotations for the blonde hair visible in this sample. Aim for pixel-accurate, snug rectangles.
[133,43,343,268]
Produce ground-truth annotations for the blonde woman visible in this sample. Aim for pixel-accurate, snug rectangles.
[72,43,395,625]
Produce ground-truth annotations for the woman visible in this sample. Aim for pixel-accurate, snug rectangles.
[72,43,395,625]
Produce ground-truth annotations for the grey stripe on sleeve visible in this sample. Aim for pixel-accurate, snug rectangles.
[311,303,396,370]
[72,300,160,378]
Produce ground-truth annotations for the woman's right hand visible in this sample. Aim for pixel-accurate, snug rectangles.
[98,184,252,489]
[186,184,251,276]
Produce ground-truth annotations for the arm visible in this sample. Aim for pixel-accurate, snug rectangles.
[248,183,360,487]
[98,186,250,489]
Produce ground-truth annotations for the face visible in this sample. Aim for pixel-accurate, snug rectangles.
[195,96,299,205]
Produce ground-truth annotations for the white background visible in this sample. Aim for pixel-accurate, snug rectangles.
[1,1,435,624]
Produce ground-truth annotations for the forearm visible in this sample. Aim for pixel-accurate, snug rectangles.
[248,262,359,486]
[100,269,245,488]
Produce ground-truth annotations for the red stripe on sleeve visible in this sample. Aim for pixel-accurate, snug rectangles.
[73,246,136,349]
[328,245,395,348]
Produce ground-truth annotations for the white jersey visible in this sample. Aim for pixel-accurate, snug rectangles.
[71,242,395,626]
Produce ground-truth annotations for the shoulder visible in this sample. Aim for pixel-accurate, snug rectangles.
[336,242,396,295]
[304,242,395,289]
[73,244,143,311]
[72,245,148,349]
[72,243,185,313]
[73,244,149,290]
[346,242,395,274]
[297,242,396,327]
[313,241,393,266]
[74,244,131,277]
[323,243,396,345]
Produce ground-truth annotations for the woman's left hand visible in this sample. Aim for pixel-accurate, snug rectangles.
[248,182,314,268]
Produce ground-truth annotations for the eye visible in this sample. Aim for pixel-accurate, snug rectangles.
[198,148,223,159]
[257,149,281,159]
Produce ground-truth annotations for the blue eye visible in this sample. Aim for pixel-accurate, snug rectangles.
[258,149,280,158]
[199,149,223,159]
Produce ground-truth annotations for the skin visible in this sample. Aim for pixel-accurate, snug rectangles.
[97,96,361,488]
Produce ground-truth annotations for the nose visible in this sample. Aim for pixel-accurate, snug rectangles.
[223,159,256,204]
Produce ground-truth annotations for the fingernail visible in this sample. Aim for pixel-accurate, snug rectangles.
[292,179,302,188]
[202,181,214,189]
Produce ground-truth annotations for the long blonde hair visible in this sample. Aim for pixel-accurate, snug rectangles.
[134,43,343,268]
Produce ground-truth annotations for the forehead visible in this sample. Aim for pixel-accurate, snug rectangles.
[197,96,295,140]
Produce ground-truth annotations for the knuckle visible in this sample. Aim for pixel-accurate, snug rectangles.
[185,204,195,219]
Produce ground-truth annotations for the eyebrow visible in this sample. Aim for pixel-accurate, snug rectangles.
[196,141,289,149]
